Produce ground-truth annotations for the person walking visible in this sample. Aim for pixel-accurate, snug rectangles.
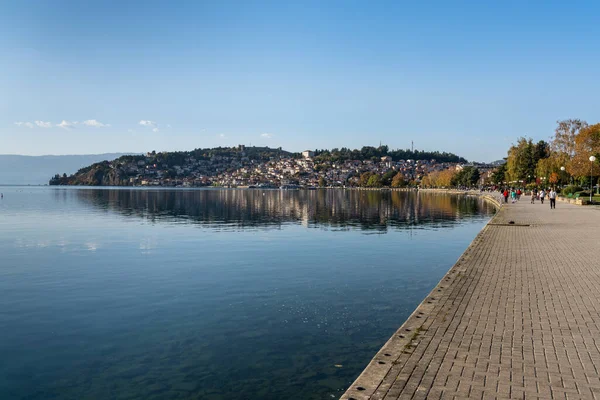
[503,189,509,203]
[539,189,546,204]
[549,188,557,209]
[530,189,536,204]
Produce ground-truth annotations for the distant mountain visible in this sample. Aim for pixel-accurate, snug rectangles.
[0,153,135,185]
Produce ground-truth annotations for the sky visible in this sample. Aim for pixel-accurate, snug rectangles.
[1,1,599,162]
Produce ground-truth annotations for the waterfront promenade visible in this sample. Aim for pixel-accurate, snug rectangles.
[342,198,600,399]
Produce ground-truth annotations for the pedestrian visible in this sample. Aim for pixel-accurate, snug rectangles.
[503,189,509,203]
[511,189,517,203]
[516,189,521,200]
[530,190,535,204]
[539,189,545,204]
[549,188,557,209]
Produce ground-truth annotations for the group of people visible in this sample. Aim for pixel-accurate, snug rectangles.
[501,188,557,209]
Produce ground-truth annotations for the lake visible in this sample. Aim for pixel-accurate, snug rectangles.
[0,187,495,400]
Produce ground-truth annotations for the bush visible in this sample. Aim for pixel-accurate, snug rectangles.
[562,185,583,195]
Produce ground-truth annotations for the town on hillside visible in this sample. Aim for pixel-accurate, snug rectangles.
[49,145,498,188]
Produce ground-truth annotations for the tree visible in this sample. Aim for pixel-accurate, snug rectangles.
[533,140,550,162]
[438,169,456,187]
[381,169,396,186]
[359,172,372,187]
[569,123,600,179]
[491,163,507,185]
[367,174,382,188]
[420,168,456,187]
[552,119,588,159]
[506,137,536,183]
[391,173,406,188]
[451,166,480,187]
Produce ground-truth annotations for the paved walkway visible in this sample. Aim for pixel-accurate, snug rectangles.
[342,199,600,400]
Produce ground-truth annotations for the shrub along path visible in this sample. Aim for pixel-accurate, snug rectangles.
[341,198,600,399]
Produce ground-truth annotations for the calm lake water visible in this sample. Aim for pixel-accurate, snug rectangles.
[0,187,495,400]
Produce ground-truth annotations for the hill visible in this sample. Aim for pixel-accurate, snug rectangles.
[0,153,133,185]
[49,145,467,187]
[50,146,294,186]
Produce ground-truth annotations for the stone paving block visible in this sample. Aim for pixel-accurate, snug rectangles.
[341,200,600,399]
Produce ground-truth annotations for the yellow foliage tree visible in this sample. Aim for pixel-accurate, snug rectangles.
[391,173,406,188]
[420,168,456,188]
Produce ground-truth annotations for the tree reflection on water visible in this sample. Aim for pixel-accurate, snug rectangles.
[69,188,495,231]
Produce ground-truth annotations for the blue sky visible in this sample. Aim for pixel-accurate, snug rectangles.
[1,1,599,161]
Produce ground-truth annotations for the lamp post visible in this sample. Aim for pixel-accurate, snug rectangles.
[560,166,565,187]
[591,156,597,203]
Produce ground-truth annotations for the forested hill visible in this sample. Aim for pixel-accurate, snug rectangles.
[49,146,295,185]
[49,145,467,186]
[313,145,467,163]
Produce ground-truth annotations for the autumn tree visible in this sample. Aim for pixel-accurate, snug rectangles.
[359,172,372,187]
[391,173,406,188]
[420,169,456,187]
[569,123,600,179]
[535,156,561,181]
[552,119,588,159]
[439,169,455,187]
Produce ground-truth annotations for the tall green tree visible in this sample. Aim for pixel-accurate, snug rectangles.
[381,169,396,186]
[491,163,507,184]
[367,174,382,188]
[451,166,480,187]
[507,138,536,183]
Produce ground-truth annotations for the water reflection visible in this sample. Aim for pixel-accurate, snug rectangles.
[69,189,495,231]
[1,187,495,400]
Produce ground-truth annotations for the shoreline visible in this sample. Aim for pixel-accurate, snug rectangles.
[340,193,502,400]
[340,194,600,399]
